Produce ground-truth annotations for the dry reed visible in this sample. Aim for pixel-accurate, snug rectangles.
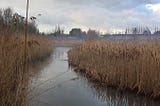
[68,40,160,99]
[0,31,54,106]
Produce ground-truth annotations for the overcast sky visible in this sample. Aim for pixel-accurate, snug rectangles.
[0,0,160,33]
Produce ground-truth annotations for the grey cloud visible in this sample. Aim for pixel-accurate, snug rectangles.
[53,0,160,10]
[0,0,160,33]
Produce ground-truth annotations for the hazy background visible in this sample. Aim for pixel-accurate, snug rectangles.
[0,0,160,33]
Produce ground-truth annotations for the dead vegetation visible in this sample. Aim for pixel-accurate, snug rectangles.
[68,40,160,99]
[0,31,54,106]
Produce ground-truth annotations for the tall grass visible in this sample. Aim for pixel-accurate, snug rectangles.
[68,40,160,99]
[0,31,54,106]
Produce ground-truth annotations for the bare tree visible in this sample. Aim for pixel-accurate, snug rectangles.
[3,8,13,27]
[0,8,39,34]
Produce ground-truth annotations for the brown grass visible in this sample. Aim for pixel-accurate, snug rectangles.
[54,39,80,47]
[68,40,160,99]
[0,31,54,106]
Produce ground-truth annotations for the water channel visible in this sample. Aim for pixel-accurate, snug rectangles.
[29,47,160,106]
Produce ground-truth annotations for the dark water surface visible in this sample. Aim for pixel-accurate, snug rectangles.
[29,47,160,106]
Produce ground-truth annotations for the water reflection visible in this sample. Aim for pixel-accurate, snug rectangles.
[29,47,160,106]
[28,56,53,78]
[28,55,53,100]
[74,72,160,106]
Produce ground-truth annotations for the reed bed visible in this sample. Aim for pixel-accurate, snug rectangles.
[68,40,160,99]
[0,31,54,106]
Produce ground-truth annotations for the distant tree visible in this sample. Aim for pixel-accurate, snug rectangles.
[143,27,151,35]
[53,25,64,36]
[28,16,39,34]
[69,28,87,39]
[125,28,128,34]
[87,29,99,39]
[69,28,81,37]
[0,9,3,28]
[132,27,138,35]
[0,8,39,34]
[154,31,160,35]
[3,8,13,26]
[126,27,152,35]
[154,27,160,35]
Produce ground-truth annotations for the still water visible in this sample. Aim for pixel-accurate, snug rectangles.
[29,47,160,106]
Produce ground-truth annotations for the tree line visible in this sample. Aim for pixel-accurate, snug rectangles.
[0,8,39,34]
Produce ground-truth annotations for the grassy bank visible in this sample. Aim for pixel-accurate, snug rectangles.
[0,31,54,106]
[54,39,81,47]
[68,40,160,99]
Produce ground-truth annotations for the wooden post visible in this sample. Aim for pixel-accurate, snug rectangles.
[24,0,29,71]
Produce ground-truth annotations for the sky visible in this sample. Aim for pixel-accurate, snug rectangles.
[0,0,160,33]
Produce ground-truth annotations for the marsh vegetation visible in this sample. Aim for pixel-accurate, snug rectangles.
[0,8,54,106]
[0,31,53,105]
[68,40,160,99]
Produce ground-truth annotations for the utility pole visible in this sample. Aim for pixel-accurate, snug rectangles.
[24,0,29,71]
[25,0,29,45]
